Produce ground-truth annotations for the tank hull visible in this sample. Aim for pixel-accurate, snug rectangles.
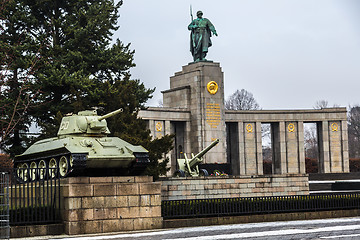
[14,135,149,181]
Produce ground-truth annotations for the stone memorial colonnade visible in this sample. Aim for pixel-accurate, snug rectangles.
[139,62,349,176]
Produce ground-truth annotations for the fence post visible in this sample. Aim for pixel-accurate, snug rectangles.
[0,172,10,239]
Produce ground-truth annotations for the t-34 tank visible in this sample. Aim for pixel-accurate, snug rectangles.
[14,108,150,182]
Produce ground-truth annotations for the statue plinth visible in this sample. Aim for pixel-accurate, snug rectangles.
[162,62,226,164]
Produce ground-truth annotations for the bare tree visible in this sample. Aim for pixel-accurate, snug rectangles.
[313,100,329,109]
[304,123,318,160]
[348,105,360,158]
[225,89,260,110]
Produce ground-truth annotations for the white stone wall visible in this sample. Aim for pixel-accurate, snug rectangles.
[160,175,309,200]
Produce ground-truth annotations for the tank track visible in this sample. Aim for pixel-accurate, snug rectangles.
[14,151,88,182]
[71,153,87,169]
[14,151,150,181]
[129,152,150,175]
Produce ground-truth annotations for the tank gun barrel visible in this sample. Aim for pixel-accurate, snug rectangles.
[98,108,123,121]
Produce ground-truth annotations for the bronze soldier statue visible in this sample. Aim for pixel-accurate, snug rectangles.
[188,10,218,62]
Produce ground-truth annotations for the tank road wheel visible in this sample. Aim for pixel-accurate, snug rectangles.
[59,156,71,178]
[38,160,47,180]
[173,169,186,177]
[48,158,58,178]
[199,169,209,177]
[16,163,25,182]
[19,163,29,182]
[69,155,73,167]
[29,161,37,181]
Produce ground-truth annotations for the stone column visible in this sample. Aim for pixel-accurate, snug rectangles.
[255,122,263,175]
[297,121,306,174]
[341,120,350,172]
[238,121,246,175]
[149,120,155,139]
[285,121,301,174]
[279,122,287,174]
[272,122,287,174]
[328,121,344,173]
[318,121,330,173]
[164,120,171,174]
[243,122,261,175]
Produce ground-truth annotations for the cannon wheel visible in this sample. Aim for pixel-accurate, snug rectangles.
[199,169,209,177]
[173,169,186,177]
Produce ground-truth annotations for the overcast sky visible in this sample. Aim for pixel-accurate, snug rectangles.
[114,0,360,110]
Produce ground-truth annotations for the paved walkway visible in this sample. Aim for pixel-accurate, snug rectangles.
[13,217,360,240]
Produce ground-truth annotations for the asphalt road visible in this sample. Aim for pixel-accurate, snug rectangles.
[22,217,360,240]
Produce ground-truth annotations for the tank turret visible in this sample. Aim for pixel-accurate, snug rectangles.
[58,108,123,136]
[15,108,149,182]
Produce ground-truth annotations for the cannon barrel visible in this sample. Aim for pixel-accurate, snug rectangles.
[98,108,123,121]
[188,139,219,167]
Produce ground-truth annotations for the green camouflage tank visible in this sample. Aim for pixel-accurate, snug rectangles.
[14,109,149,181]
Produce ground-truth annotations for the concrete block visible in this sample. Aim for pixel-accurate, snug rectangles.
[64,197,82,210]
[67,184,93,197]
[83,220,103,234]
[118,207,140,219]
[140,195,151,206]
[104,196,121,208]
[62,177,90,184]
[89,177,113,183]
[134,176,153,183]
[82,196,105,209]
[128,195,140,207]
[64,209,93,221]
[102,219,122,233]
[168,185,178,191]
[133,217,163,230]
[64,221,83,235]
[117,183,139,195]
[149,195,160,207]
[139,182,161,195]
[94,184,116,196]
[92,208,117,220]
[112,176,135,183]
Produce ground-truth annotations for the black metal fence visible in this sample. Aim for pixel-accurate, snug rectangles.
[162,194,360,219]
[0,172,10,239]
[2,168,61,226]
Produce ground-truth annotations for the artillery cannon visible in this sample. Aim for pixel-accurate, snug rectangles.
[173,139,219,177]
[15,108,150,182]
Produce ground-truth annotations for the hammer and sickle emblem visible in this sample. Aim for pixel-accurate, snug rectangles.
[207,81,218,95]
[246,123,253,133]
[155,122,163,132]
[331,122,338,132]
[288,123,295,132]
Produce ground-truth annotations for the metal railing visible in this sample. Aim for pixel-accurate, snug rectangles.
[3,168,61,226]
[0,172,9,239]
[162,194,360,219]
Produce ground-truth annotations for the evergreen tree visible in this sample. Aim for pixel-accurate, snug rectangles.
[0,0,43,155]
[2,0,173,177]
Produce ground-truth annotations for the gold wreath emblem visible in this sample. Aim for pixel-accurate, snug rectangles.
[288,123,295,132]
[207,81,218,95]
[155,122,163,132]
[331,122,338,132]
[246,123,253,133]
